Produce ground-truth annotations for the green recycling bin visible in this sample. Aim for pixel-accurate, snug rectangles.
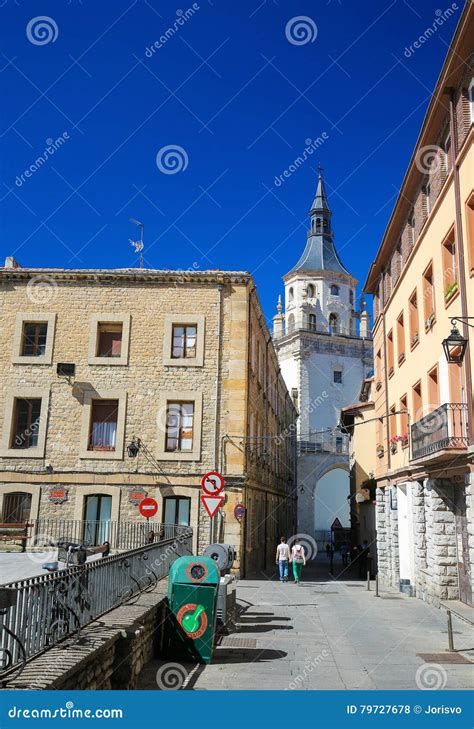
[166,555,220,664]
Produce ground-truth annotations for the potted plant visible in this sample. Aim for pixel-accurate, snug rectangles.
[376,444,384,458]
[401,432,409,447]
[426,312,435,330]
[445,281,458,303]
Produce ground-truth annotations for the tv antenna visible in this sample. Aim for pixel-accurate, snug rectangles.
[129,218,144,269]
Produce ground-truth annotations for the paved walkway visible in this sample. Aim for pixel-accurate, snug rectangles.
[140,558,474,690]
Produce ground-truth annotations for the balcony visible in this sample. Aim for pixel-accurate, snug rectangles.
[410,402,469,461]
[298,431,349,456]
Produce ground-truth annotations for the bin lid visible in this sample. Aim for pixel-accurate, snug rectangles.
[169,556,220,586]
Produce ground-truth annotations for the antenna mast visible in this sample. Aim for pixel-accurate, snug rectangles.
[129,218,144,269]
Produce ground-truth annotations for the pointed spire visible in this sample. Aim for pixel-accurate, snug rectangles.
[276,294,282,314]
[310,164,331,213]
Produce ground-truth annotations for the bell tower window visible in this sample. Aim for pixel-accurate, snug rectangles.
[288,287,294,303]
[307,284,315,298]
[329,313,338,334]
[330,284,340,296]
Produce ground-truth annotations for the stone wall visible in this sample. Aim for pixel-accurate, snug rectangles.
[375,486,399,587]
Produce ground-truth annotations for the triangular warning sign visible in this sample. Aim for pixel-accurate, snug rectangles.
[200,494,224,518]
[331,518,343,530]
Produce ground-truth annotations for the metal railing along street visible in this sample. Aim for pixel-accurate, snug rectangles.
[31,519,180,551]
[298,430,349,456]
[0,526,192,682]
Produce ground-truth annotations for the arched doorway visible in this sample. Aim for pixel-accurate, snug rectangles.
[313,466,350,548]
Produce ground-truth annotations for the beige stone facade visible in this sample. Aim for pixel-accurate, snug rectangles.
[0,266,297,576]
[363,5,474,605]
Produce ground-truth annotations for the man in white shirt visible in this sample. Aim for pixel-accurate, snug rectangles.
[275,536,290,582]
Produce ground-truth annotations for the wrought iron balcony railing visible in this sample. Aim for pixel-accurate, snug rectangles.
[410,402,469,461]
[298,431,349,456]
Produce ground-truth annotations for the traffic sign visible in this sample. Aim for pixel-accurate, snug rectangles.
[234,503,246,520]
[201,471,225,495]
[138,497,158,518]
[331,518,343,530]
[200,493,224,518]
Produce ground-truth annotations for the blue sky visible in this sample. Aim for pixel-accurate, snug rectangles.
[0,0,463,324]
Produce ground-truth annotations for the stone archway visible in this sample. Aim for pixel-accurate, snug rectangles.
[297,455,349,540]
[313,465,350,537]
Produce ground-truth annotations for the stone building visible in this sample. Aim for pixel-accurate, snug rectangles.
[272,170,373,546]
[0,262,297,576]
[363,3,474,605]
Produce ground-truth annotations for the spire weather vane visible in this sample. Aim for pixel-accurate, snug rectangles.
[129,218,144,269]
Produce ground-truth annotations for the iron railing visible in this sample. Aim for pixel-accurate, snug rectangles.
[298,431,349,456]
[31,519,181,551]
[0,526,192,682]
[410,402,469,460]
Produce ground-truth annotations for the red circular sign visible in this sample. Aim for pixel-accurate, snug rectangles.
[138,497,158,518]
[201,471,224,495]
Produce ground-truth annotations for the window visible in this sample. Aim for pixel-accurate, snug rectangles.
[397,312,405,365]
[287,313,295,333]
[96,322,123,358]
[389,404,397,443]
[163,314,204,367]
[422,182,431,215]
[375,348,382,389]
[333,370,342,384]
[330,284,340,296]
[88,400,118,452]
[2,492,32,523]
[400,395,409,446]
[349,290,354,305]
[409,289,419,348]
[308,313,316,331]
[329,313,338,334]
[12,313,56,365]
[10,398,41,449]
[165,402,194,452]
[443,132,452,173]
[21,323,48,357]
[466,193,474,276]
[288,287,294,302]
[172,324,197,359]
[422,261,435,328]
[387,329,394,376]
[442,227,458,304]
[412,381,422,421]
[88,314,130,366]
[427,365,439,409]
[164,496,191,526]
[307,283,315,298]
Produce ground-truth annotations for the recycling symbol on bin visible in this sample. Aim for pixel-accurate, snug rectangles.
[177,603,208,640]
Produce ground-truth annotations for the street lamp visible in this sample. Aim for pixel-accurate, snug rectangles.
[442,317,474,364]
[127,439,141,458]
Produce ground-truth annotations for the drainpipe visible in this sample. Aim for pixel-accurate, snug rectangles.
[448,87,473,444]
[381,272,392,472]
[211,284,224,544]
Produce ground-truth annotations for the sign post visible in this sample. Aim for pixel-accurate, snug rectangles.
[201,472,225,542]
[138,497,158,544]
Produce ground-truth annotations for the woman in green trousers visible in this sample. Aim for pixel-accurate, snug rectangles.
[290,538,306,583]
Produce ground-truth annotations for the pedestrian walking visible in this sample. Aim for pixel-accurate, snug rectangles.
[340,542,349,566]
[275,536,290,582]
[290,538,306,584]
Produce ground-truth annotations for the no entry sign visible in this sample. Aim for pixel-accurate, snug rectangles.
[138,497,158,519]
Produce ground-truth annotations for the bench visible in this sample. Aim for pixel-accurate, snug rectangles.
[0,522,33,552]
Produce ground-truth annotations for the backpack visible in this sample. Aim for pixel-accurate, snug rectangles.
[293,545,304,562]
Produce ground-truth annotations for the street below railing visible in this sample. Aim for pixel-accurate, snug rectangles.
[31,519,180,551]
[0,526,192,683]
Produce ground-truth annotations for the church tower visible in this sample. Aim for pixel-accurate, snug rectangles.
[273,168,373,543]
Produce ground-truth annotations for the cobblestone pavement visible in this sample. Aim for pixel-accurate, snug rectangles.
[139,559,474,691]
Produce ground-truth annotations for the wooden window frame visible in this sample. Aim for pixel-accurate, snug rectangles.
[422,261,436,331]
[88,314,131,366]
[397,311,405,365]
[0,388,50,458]
[12,313,56,365]
[409,289,419,350]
